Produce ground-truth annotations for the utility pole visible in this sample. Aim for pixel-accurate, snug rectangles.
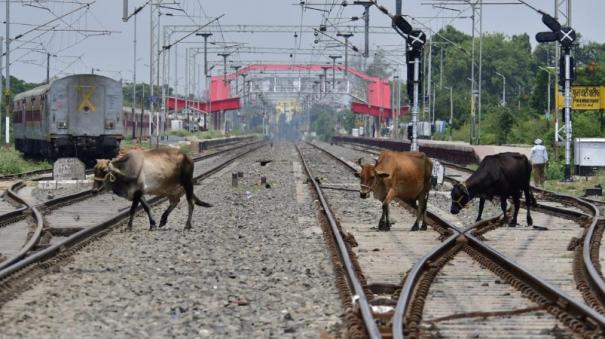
[337,32,353,92]
[538,66,552,125]
[468,1,481,145]
[0,37,3,145]
[393,75,399,139]
[328,55,341,91]
[218,53,230,85]
[353,1,372,58]
[439,47,444,88]
[232,64,241,130]
[197,33,212,131]
[196,32,213,76]
[4,0,10,145]
[445,86,453,141]
[218,52,230,132]
[496,72,506,106]
[149,2,156,146]
[132,13,137,139]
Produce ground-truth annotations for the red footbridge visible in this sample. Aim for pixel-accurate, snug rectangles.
[165,63,408,118]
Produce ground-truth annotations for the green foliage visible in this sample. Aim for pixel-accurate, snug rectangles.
[0,147,50,175]
[168,129,192,138]
[179,144,192,157]
[194,130,224,140]
[546,159,565,181]
[494,107,514,145]
[308,103,336,141]
[122,82,172,109]
[573,110,605,138]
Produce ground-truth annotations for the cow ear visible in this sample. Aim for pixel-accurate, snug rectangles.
[376,171,390,178]
[357,158,364,166]
[354,172,361,178]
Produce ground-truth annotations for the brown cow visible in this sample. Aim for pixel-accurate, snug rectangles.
[93,148,211,231]
[355,150,433,231]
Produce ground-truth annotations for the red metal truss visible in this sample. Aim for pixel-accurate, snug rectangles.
[351,101,410,118]
[211,63,392,115]
[165,96,241,113]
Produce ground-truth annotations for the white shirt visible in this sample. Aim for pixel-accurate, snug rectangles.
[531,145,548,164]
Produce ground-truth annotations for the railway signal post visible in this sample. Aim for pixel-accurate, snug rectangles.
[535,12,576,180]
[370,1,425,151]
[406,30,425,152]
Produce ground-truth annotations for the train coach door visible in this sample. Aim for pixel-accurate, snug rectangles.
[68,84,105,135]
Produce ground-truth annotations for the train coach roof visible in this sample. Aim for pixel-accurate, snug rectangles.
[14,83,51,101]
[13,74,120,101]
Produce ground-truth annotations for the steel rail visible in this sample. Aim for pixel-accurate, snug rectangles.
[0,184,28,222]
[392,211,464,339]
[438,159,605,311]
[463,227,605,329]
[296,144,381,339]
[0,135,259,182]
[305,141,464,338]
[317,139,605,336]
[335,137,605,309]
[0,141,266,281]
[0,182,44,271]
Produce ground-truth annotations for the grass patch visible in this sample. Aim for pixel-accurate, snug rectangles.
[179,144,192,157]
[544,172,605,197]
[168,129,192,138]
[120,138,153,151]
[193,130,225,140]
[0,147,50,175]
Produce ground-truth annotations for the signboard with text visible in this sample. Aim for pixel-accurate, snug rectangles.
[557,85,605,110]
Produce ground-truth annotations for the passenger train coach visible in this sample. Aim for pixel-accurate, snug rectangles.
[13,74,123,161]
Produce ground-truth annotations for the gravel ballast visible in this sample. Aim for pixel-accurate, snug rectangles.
[0,143,342,338]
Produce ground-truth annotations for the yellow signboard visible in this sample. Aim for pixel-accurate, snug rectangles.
[556,85,605,110]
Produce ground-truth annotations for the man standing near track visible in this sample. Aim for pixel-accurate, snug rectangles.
[530,138,548,188]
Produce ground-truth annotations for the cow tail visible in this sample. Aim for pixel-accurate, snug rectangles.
[193,194,212,207]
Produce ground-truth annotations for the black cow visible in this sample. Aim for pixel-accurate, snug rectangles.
[450,152,535,227]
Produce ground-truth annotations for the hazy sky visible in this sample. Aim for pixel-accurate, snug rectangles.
[5,0,605,91]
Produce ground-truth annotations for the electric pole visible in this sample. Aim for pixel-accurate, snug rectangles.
[328,55,342,91]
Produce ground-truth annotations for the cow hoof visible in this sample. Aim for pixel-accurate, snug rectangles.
[420,224,428,231]
[377,225,391,231]
[159,221,167,228]
[410,224,419,232]
[527,216,533,226]
[508,223,517,228]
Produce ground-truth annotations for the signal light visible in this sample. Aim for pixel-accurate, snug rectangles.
[541,13,561,32]
[536,31,557,43]
[392,15,412,36]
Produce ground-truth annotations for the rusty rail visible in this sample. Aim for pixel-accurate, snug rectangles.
[0,141,266,281]
[296,144,381,338]
[319,138,605,337]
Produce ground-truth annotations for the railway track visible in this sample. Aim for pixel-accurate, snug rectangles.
[0,136,260,182]
[301,141,605,338]
[0,140,266,300]
[337,139,605,315]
